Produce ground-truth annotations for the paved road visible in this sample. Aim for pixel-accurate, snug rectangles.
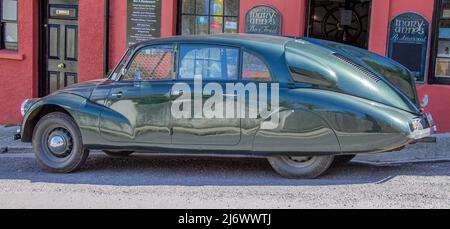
[0,151,449,209]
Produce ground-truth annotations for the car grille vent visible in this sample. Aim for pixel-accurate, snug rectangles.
[333,53,382,83]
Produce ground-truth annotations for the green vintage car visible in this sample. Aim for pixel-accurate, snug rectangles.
[17,34,436,178]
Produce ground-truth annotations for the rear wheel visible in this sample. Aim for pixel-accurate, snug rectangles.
[268,155,334,179]
[32,112,89,173]
[103,151,134,157]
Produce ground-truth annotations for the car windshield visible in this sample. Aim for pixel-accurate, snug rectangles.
[109,49,133,81]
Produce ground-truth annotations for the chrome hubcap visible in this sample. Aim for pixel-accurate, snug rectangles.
[289,157,313,163]
[282,156,317,168]
[47,128,73,158]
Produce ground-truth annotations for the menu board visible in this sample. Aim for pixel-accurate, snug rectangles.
[127,0,162,47]
[387,12,429,82]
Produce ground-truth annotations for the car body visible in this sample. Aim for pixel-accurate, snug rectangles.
[18,34,436,178]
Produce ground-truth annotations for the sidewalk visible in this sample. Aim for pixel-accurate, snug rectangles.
[1,125,449,164]
[0,125,29,153]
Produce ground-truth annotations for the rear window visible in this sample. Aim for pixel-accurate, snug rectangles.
[242,52,271,81]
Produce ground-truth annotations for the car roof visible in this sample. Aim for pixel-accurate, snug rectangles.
[130,33,295,52]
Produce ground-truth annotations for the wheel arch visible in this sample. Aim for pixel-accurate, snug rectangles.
[21,104,77,142]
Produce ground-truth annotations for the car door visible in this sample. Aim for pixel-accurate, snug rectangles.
[99,45,175,144]
[171,44,241,146]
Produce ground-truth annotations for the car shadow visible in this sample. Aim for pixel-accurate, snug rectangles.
[0,152,449,187]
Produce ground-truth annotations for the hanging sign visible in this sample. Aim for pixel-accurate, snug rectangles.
[387,12,429,82]
[245,5,282,35]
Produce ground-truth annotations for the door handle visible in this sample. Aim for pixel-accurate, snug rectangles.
[172,90,183,96]
[111,92,123,98]
[58,63,66,70]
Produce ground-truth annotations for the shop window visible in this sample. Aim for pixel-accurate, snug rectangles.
[431,0,450,84]
[242,51,271,81]
[178,44,239,81]
[180,0,239,35]
[0,0,18,50]
[124,45,175,81]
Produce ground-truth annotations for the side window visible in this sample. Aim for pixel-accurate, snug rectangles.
[242,51,271,81]
[110,49,132,81]
[178,45,239,81]
[123,45,174,81]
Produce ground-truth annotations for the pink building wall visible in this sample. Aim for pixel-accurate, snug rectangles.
[1,0,449,131]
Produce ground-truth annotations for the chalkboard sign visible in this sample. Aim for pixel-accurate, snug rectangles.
[245,5,282,35]
[127,0,162,47]
[387,12,429,82]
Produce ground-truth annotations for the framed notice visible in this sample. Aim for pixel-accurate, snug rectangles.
[387,12,430,82]
[127,0,162,47]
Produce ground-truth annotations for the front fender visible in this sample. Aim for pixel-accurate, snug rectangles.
[21,93,102,143]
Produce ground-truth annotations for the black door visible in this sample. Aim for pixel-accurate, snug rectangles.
[42,0,79,95]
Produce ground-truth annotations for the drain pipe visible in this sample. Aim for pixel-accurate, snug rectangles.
[104,0,110,76]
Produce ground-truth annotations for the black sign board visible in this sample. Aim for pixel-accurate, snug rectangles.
[127,0,162,47]
[387,12,429,82]
[245,5,282,35]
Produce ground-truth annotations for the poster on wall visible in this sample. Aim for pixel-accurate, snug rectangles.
[245,5,282,35]
[127,0,162,47]
[387,12,429,82]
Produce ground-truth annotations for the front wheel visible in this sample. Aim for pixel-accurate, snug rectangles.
[268,155,335,179]
[32,112,89,173]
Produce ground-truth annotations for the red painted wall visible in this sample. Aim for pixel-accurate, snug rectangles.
[369,0,450,132]
[239,0,307,36]
[78,0,106,82]
[0,0,39,124]
[1,0,449,132]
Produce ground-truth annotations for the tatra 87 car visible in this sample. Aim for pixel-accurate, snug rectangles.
[17,34,436,178]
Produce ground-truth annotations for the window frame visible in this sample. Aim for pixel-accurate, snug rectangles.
[119,44,177,82]
[0,0,18,51]
[177,43,242,82]
[429,0,450,85]
[178,0,240,35]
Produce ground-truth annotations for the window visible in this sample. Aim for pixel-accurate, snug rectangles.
[0,0,18,50]
[180,0,239,35]
[123,45,175,81]
[110,49,133,81]
[242,51,271,81]
[178,45,239,80]
[431,0,450,84]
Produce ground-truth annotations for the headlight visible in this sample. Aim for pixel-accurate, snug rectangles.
[408,116,433,140]
[20,99,35,117]
[409,118,424,132]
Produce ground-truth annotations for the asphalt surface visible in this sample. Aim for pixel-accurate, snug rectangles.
[0,151,449,209]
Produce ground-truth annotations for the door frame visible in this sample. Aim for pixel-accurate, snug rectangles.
[38,0,46,97]
[38,0,79,97]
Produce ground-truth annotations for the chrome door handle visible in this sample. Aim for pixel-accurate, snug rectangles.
[224,94,237,98]
[111,92,123,98]
[172,90,183,96]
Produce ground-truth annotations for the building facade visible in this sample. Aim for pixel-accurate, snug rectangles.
[0,0,449,131]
